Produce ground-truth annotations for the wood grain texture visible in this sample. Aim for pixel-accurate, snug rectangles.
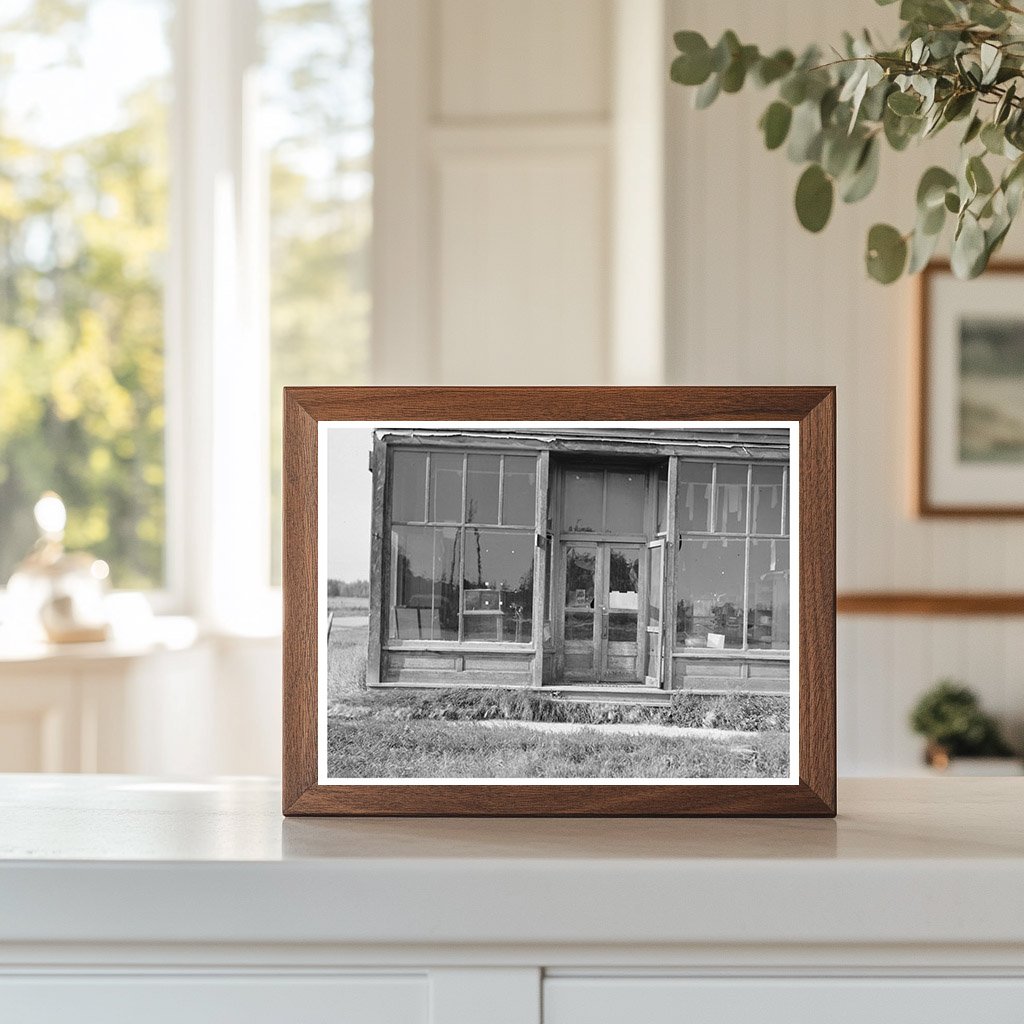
[916,260,1024,518]
[838,592,1024,616]
[282,387,836,817]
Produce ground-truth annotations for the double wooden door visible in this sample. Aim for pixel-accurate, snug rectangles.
[562,541,664,685]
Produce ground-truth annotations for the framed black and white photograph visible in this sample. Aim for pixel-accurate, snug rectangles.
[918,262,1024,517]
[283,387,836,816]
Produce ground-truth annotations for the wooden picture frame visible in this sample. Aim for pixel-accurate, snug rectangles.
[283,387,836,816]
[917,261,1024,517]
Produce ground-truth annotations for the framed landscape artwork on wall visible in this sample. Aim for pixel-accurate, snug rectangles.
[918,262,1024,517]
[282,387,836,816]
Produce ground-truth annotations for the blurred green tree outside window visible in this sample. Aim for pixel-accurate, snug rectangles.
[0,0,172,589]
[263,0,372,583]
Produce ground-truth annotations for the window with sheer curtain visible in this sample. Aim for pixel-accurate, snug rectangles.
[0,0,371,612]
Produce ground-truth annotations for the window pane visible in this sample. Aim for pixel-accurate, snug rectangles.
[715,463,748,533]
[429,453,463,522]
[677,462,712,533]
[462,529,533,642]
[606,470,645,534]
[388,526,460,641]
[656,467,668,534]
[748,539,790,650]
[564,545,595,641]
[0,0,171,588]
[465,454,500,524]
[264,0,373,580]
[563,468,602,532]
[647,545,662,627]
[391,451,426,522]
[607,547,639,642]
[751,465,785,536]
[502,455,537,526]
[675,538,745,649]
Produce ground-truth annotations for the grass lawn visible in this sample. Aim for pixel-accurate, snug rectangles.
[328,718,788,779]
[326,620,790,780]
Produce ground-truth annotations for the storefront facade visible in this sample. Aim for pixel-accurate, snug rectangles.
[366,428,791,700]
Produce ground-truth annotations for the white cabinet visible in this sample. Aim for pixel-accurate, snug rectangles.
[1,975,428,1024]
[1,777,1023,1024]
[544,977,1024,1024]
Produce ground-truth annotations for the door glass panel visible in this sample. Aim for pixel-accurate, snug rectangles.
[388,526,460,640]
[607,547,639,642]
[429,453,463,522]
[502,455,537,526]
[563,469,602,532]
[564,546,595,640]
[647,544,662,627]
[677,462,712,532]
[747,539,790,650]
[391,451,426,522]
[751,465,785,535]
[465,454,500,524]
[462,529,533,642]
[606,471,645,534]
[675,537,745,649]
[715,463,748,533]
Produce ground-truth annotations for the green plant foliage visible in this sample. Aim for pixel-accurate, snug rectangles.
[670,0,1024,283]
[909,680,1015,757]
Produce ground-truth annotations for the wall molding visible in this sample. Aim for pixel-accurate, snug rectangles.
[838,592,1024,616]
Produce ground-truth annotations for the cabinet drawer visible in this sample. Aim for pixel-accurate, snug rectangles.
[544,977,1024,1024]
[0,974,427,1024]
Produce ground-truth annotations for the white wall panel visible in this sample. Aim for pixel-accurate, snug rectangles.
[438,0,610,120]
[666,0,1024,774]
[437,151,608,384]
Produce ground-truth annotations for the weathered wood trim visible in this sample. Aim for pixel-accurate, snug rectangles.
[366,434,387,687]
[532,450,550,688]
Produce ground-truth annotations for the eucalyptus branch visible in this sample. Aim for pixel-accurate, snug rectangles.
[670,0,1024,283]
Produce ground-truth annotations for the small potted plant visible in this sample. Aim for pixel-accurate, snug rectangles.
[909,680,1019,773]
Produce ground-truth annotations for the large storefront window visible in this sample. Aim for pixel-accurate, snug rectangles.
[563,467,646,534]
[675,461,789,652]
[388,449,537,643]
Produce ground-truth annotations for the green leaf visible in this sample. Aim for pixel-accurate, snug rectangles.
[760,102,792,150]
[671,32,713,86]
[917,166,957,210]
[795,164,834,232]
[787,101,823,162]
[951,212,987,278]
[779,74,807,106]
[981,122,1005,156]
[694,73,721,109]
[967,154,995,196]
[866,223,908,284]
[962,115,983,145]
[969,1,1009,29]
[721,44,759,93]
[944,190,961,213]
[710,31,740,73]
[753,49,794,87]
[888,90,921,116]
[908,221,942,273]
[842,137,880,203]
[996,83,1017,125]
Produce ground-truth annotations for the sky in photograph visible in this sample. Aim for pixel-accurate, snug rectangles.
[326,426,373,582]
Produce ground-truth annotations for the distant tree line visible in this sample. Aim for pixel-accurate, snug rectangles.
[327,579,369,597]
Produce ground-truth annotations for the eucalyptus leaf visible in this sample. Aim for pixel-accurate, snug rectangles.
[842,137,880,203]
[967,154,995,195]
[760,102,793,150]
[888,90,921,115]
[917,166,957,210]
[866,223,907,283]
[981,121,1005,155]
[795,164,834,232]
[694,73,721,109]
[787,101,823,162]
[951,211,986,278]
[908,221,942,273]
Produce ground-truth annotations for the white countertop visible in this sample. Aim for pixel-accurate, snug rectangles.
[2,775,1023,951]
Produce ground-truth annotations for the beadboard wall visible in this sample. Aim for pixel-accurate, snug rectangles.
[371,0,1024,774]
[666,0,1024,772]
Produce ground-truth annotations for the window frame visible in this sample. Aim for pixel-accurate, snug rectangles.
[385,446,540,648]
